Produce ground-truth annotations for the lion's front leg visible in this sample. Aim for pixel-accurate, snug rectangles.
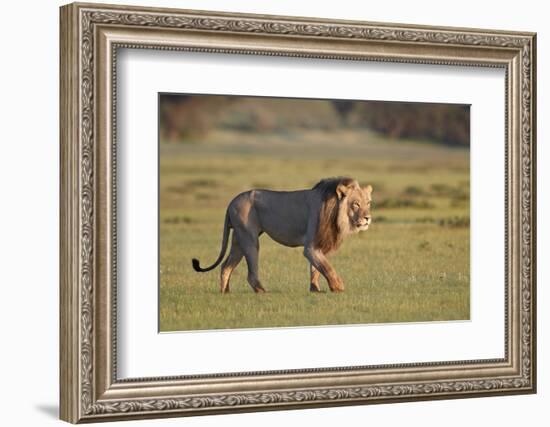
[309,264,322,292]
[303,246,344,292]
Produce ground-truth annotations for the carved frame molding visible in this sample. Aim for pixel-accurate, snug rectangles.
[60,2,536,423]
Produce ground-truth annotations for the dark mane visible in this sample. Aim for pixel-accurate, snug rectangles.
[312,177,355,253]
[312,177,356,201]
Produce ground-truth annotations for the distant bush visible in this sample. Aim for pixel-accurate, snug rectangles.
[375,198,434,209]
[438,216,470,228]
[159,94,470,146]
[403,185,425,196]
[430,183,469,201]
[351,101,470,146]
[163,216,192,225]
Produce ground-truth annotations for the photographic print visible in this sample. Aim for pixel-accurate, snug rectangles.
[159,94,471,332]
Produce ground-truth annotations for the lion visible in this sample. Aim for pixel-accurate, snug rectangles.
[192,177,373,293]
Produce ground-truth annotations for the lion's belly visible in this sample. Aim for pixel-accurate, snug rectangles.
[253,190,309,248]
[263,229,304,247]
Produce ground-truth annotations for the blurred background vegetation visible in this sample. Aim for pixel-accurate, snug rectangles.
[159,94,470,147]
[158,94,470,332]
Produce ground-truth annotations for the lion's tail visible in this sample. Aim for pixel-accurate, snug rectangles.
[192,210,231,273]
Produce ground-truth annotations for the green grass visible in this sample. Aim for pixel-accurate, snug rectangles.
[159,129,470,332]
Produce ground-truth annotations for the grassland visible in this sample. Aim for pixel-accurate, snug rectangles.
[159,129,470,332]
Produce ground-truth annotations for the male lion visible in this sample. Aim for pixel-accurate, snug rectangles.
[192,177,373,293]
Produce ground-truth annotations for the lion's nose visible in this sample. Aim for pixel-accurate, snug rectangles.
[365,216,371,224]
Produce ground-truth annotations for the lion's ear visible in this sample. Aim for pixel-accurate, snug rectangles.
[364,184,373,195]
[336,183,350,200]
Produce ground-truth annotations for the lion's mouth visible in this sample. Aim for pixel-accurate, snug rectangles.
[355,221,370,230]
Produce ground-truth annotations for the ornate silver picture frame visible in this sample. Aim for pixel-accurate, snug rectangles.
[60,2,536,423]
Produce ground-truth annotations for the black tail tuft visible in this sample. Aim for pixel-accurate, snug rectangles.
[192,258,201,272]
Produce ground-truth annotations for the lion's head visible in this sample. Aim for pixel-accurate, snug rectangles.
[336,179,373,232]
[313,177,373,253]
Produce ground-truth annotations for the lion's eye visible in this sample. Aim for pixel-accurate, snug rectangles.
[352,201,360,209]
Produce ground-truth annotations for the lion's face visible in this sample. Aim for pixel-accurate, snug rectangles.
[338,183,373,232]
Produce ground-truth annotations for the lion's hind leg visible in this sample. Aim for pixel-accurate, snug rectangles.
[231,204,265,293]
[243,243,266,293]
[233,228,266,293]
[220,237,243,293]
